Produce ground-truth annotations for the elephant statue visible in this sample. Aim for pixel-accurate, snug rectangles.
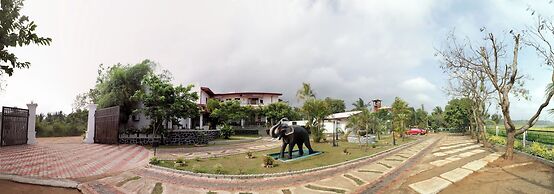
[269,118,315,159]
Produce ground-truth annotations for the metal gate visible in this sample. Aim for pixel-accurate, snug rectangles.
[94,106,120,144]
[1,107,29,146]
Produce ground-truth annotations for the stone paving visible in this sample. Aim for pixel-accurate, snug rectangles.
[406,136,502,194]
[79,136,439,194]
[0,143,150,179]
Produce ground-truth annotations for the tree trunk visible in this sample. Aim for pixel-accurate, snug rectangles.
[505,130,516,160]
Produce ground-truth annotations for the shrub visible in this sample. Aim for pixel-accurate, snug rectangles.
[149,157,160,165]
[194,157,201,162]
[262,156,274,168]
[528,142,548,158]
[514,140,523,151]
[487,136,506,145]
[245,151,254,159]
[220,125,235,139]
[343,148,351,155]
[213,163,224,174]
[191,164,205,173]
[175,156,185,164]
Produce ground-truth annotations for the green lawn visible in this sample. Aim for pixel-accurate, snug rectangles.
[156,136,414,175]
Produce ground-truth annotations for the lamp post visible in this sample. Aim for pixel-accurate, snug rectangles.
[332,120,338,147]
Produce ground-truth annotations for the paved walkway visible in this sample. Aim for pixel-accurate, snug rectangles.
[0,142,149,179]
[79,136,439,194]
[380,135,502,194]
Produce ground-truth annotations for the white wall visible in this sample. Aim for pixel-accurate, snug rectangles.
[284,120,350,134]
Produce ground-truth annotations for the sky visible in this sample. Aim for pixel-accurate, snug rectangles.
[1,0,554,120]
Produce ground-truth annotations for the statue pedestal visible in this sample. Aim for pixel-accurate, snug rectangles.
[267,150,322,162]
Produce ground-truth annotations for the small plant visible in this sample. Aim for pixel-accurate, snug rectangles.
[514,140,523,151]
[237,168,246,175]
[371,144,377,148]
[528,142,548,157]
[343,148,351,155]
[149,157,160,165]
[245,151,254,159]
[174,156,186,167]
[220,124,235,139]
[194,157,201,162]
[487,136,506,145]
[262,156,275,168]
[213,163,225,174]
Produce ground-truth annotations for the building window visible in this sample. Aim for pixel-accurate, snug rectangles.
[248,98,259,105]
[235,98,240,101]
[260,99,264,104]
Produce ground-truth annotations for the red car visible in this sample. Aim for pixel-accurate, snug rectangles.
[406,128,427,135]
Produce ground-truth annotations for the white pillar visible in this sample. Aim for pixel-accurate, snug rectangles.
[26,103,38,144]
[241,119,244,128]
[188,118,192,129]
[523,131,527,147]
[495,125,499,136]
[199,114,203,129]
[84,104,97,144]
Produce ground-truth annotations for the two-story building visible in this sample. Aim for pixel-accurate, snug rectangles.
[177,87,282,130]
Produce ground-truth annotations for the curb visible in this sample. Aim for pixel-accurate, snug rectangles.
[209,137,262,145]
[148,137,424,179]
[491,144,554,168]
[0,173,79,188]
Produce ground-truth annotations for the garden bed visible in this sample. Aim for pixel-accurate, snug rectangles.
[154,136,414,175]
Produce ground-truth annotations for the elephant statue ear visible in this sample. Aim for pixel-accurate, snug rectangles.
[284,125,295,136]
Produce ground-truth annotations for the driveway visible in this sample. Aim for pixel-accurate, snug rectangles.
[0,137,150,179]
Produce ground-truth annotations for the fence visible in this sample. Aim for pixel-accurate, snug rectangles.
[486,128,554,145]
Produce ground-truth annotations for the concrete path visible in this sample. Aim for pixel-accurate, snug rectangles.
[380,135,502,194]
[79,136,439,194]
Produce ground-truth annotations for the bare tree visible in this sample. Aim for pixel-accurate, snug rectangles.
[438,17,554,159]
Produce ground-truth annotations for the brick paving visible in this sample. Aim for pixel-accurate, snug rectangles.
[0,143,150,179]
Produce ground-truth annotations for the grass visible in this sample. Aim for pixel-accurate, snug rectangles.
[151,182,163,194]
[144,135,262,150]
[156,136,413,175]
[305,184,346,193]
[116,176,141,187]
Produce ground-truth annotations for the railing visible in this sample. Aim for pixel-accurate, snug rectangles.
[486,128,554,145]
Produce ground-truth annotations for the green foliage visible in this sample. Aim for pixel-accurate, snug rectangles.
[191,164,205,173]
[444,98,472,131]
[527,142,548,158]
[35,109,88,137]
[351,98,369,111]
[491,114,502,125]
[302,98,331,142]
[220,124,235,139]
[175,157,185,164]
[133,73,199,134]
[429,106,446,131]
[151,182,163,194]
[208,100,248,126]
[213,163,225,174]
[262,102,297,124]
[149,157,160,165]
[296,82,316,102]
[487,136,506,145]
[262,156,274,167]
[0,0,52,76]
[89,60,154,123]
[324,97,346,113]
[391,97,410,135]
[413,105,429,128]
[347,109,380,145]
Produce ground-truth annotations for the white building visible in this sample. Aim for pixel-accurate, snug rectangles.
[284,111,362,134]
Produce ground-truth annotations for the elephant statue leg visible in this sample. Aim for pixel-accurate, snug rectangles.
[298,143,304,156]
[287,142,295,159]
[280,143,287,158]
[305,139,315,154]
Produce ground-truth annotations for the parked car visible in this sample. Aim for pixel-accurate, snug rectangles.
[406,128,426,135]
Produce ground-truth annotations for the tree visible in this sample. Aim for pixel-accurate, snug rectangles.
[429,106,446,132]
[263,102,296,125]
[352,98,369,111]
[324,97,346,113]
[296,82,316,102]
[375,109,392,139]
[87,60,154,124]
[438,13,554,158]
[414,105,429,129]
[347,109,378,146]
[444,98,472,132]
[0,0,52,77]
[302,98,330,143]
[208,100,249,127]
[391,97,410,145]
[133,73,199,136]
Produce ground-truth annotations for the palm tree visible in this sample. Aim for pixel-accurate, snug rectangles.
[296,82,316,102]
[352,98,369,111]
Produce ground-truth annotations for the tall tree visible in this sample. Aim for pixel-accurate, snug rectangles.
[391,97,410,144]
[444,98,472,132]
[133,73,199,135]
[263,102,296,125]
[88,60,154,124]
[352,98,369,111]
[429,106,446,132]
[0,0,52,77]
[324,97,346,113]
[296,82,316,102]
[208,100,249,127]
[302,98,330,143]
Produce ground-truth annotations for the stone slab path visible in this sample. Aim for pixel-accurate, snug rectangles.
[79,136,439,194]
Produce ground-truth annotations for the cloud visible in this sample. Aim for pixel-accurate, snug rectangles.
[400,77,437,92]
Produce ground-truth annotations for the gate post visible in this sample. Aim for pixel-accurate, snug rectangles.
[84,104,97,144]
[27,103,38,144]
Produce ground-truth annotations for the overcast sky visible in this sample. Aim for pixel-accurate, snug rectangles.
[1,0,553,120]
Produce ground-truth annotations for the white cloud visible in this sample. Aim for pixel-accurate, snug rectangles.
[400,77,437,92]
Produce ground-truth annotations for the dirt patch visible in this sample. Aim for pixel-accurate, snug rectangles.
[0,180,81,194]
[442,153,554,194]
